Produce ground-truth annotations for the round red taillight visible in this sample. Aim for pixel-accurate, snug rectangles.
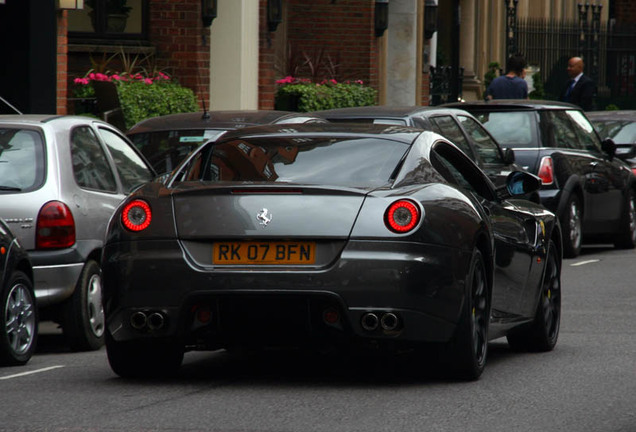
[121,200,152,232]
[36,201,76,249]
[385,200,421,233]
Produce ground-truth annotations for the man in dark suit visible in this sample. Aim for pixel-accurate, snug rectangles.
[561,56,596,111]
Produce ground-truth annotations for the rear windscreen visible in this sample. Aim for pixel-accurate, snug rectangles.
[128,129,226,174]
[181,136,410,188]
[0,128,45,192]
[473,111,537,148]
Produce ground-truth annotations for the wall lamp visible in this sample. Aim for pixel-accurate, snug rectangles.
[424,0,438,39]
[57,0,84,9]
[202,0,218,27]
[375,0,389,37]
[267,0,283,32]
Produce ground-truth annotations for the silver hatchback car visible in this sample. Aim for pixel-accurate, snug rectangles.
[0,115,155,351]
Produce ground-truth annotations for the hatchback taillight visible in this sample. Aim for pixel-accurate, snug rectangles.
[121,200,152,232]
[36,201,76,249]
[537,156,554,185]
[385,199,421,233]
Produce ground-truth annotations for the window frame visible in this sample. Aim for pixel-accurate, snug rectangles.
[67,0,150,44]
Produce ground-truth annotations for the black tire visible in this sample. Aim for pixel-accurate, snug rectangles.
[0,271,37,366]
[507,239,561,352]
[614,189,636,250]
[61,260,105,351]
[106,331,184,379]
[446,249,490,381]
[561,195,582,258]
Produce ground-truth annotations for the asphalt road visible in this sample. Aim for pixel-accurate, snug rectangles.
[1,245,635,432]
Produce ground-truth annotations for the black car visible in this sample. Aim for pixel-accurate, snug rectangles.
[311,106,522,190]
[102,123,562,381]
[445,100,636,258]
[127,110,326,175]
[587,110,636,175]
[0,219,36,366]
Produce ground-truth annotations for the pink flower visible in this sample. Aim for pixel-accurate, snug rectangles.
[276,75,296,85]
[94,73,110,81]
[111,74,121,81]
[74,77,89,85]
[144,78,153,84]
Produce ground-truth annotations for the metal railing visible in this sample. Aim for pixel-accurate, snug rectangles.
[516,14,636,107]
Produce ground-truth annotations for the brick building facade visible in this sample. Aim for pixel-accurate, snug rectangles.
[57,0,387,116]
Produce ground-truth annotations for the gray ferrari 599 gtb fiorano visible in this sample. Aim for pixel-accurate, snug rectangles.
[102,123,562,380]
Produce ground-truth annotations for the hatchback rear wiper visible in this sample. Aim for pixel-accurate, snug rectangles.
[0,185,22,191]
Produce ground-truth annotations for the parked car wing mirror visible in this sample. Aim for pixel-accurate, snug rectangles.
[499,171,542,199]
[614,143,636,161]
[601,138,617,159]
[503,148,516,164]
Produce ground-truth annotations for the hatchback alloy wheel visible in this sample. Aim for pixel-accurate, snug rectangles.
[5,282,36,356]
[86,273,105,338]
[563,195,582,258]
[1,271,37,366]
[568,200,581,249]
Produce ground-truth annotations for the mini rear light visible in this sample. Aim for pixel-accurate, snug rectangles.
[36,201,76,249]
[121,200,152,232]
[385,199,421,233]
[632,168,636,177]
[537,156,554,185]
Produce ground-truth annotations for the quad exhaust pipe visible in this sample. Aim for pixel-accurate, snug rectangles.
[361,311,400,332]
[147,312,165,330]
[130,311,147,330]
[129,310,166,331]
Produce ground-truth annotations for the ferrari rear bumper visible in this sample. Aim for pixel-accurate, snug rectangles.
[102,238,471,347]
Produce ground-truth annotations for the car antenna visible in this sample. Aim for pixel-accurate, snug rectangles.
[201,96,210,120]
[0,95,23,114]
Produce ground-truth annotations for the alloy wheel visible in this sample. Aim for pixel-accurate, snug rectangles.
[541,245,561,341]
[471,261,488,366]
[86,274,105,338]
[568,200,582,250]
[628,196,636,244]
[5,282,36,356]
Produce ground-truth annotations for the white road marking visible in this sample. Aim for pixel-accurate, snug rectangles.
[0,365,64,380]
[570,259,600,267]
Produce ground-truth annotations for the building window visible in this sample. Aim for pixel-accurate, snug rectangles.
[68,0,148,42]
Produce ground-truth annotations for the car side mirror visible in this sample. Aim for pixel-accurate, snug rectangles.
[501,170,542,199]
[503,148,516,164]
[614,143,636,161]
[602,138,616,159]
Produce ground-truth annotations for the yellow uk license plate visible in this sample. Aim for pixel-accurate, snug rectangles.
[213,241,316,265]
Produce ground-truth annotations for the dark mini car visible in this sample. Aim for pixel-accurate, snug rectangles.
[1,219,36,366]
[126,110,326,175]
[102,123,562,381]
[311,106,521,190]
[587,110,636,175]
[444,100,636,258]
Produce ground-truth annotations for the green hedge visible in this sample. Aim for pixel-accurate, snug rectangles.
[275,80,377,112]
[116,80,198,129]
[73,75,198,130]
